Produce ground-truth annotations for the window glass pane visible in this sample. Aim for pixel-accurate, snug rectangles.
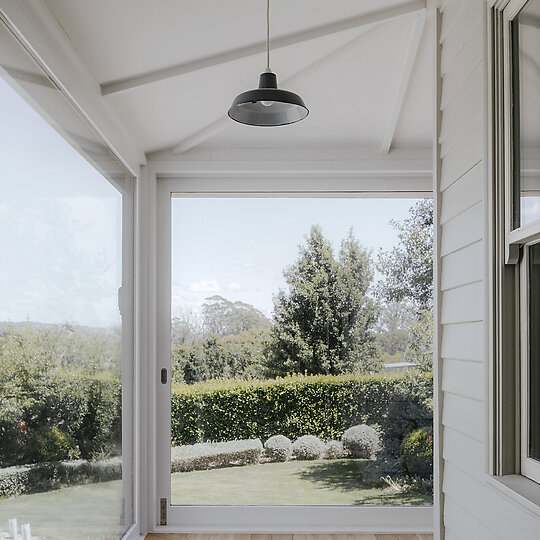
[529,243,540,461]
[170,197,433,507]
[514,1,540,228]
[0,45,133,540]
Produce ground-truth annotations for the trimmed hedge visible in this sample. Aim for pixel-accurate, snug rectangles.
[171,371,432,454]
[170,439,263,473]
[0,457,122,498]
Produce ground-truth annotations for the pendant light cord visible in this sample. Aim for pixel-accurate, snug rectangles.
[266,0,270,71]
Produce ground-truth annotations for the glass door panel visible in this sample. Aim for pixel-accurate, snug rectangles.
[168,196,434,509]
[0,23,134,538]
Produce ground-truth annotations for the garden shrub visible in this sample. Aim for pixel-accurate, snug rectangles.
[323,440,344,459]
[170,371,432,457]
[39,426,80,462]
[170,439,263,473]
[342,424,380,459]
[0,371,121,467]
[0,457,122,498]
[400,427,433,478]
[0,323,122,468]
[264,435,292,462]
[292,435,324,460]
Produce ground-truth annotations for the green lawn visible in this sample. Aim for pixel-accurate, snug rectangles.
[0,480,128,540]
[171,459,432,506]
[0,459,431,539]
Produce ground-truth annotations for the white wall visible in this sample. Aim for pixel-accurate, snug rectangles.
[438,1,540,538]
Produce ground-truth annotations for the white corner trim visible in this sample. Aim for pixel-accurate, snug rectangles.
[432,7,444,540]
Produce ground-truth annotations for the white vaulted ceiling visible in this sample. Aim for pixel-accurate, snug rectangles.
[43,0,433,156]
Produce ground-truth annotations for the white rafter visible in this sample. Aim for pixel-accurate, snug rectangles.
[380,12,426,154]
[170,23,385,155]
[100,0,426,96]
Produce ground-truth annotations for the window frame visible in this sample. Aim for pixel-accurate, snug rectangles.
[492,0,540,486]
[504,0,540,252]
[152,172,435,534]
[520,242,540,483]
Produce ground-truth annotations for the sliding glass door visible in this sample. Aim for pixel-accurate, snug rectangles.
[156,179,434,532]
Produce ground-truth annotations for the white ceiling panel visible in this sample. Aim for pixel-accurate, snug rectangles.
[43,0,432,155]
[45,0,414,83]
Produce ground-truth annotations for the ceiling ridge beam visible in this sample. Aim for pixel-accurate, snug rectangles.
[101,0,426,96]
[380,11,426,154]
[169,23,385,155]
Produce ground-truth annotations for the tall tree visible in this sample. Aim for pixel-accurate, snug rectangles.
[266,226,380,377]
[375,301,413,359]
[377,199,433,310]
[377,200,434,370]
[201,295,270,336]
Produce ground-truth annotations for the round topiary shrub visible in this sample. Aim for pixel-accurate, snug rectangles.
[323,440,345,459]
[292,435,324,460]
[264,435,292,462]
[342,424,380,459]
[400,427,433,478]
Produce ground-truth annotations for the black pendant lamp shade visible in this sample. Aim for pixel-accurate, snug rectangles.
[228,71,309,127]
[228,0,308,127]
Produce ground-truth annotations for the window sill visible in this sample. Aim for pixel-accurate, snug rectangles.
[484,474,540,519]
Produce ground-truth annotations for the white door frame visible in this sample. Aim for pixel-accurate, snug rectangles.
[147,153,434,534]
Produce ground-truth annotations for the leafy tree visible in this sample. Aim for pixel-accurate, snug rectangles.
[171,297,271,383]
[172,341,207,383]
[171,309,203,348]
[0,322,121,466]
[266,226,381,377]
[201,295,270,336]
[171,327,270,383]
[219,328,270,379]
[377,201,434,370]
[405,309,433,371]
[375,301,414,362]
[377,199,433,310]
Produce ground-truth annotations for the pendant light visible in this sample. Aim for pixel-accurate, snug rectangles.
[228,0,309,127]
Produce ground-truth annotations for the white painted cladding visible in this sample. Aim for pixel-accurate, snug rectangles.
[438,1,540,538]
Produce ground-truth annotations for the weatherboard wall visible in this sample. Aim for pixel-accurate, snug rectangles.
[438,1,540,538]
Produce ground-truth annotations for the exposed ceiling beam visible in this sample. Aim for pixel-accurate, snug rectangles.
[380,12,425,154]
[171,117,230,156]
[147,147,433,193]
[170,23,384,155]
[101,0,426,96]
[3,66,55,88]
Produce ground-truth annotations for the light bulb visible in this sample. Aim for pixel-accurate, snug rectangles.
[260,100,273,107]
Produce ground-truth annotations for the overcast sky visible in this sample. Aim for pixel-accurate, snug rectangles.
[0,74,421,327]
[171,196,418,318]
[0,76,122,327]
